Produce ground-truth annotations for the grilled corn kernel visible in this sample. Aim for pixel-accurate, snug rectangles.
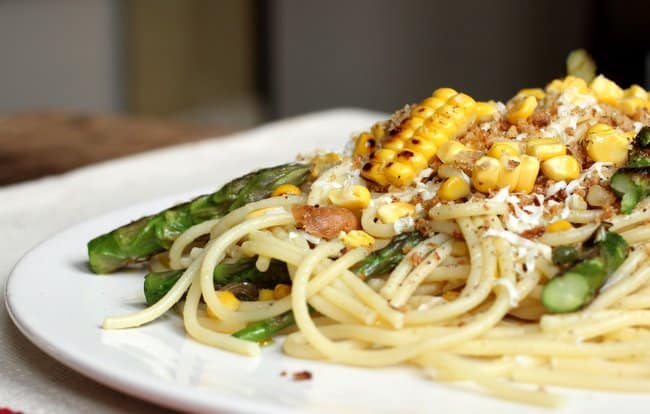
[411,104,436,119]
[361,162,389,186]
[328,185,371,209]
[383,136,406,151]
[377,202,416,224]
[438,105,467,124]
[585,123,629,165]
[620,97,646,116]
[488,141,520,158]
[546,220,573,233]
[475,101,498,122]
[526,138,566,161]
[425,116,458,138]
[421,96,446,110]
[353,132,376,156]
[451,93,477,109]
[404,137,438,160]
[497,155,521,189]
[339,230,375,248]
[258,288,274,301]
[433,87,458,100]
[514,155,540,193]
[402,117,425,131]
[472,156,501,193]
[450,240,468,257]
[371,123,386,140]
[518,88,546,100]
[272,184,302,197]
[437,141,469,163]
[396,150,428,170]
[370,148,397,163]
[541,155,581,181]
[273,284,292,300]
[439,176,471,201]
[506,95,537,123]
[589,75,623,106]
[385,161,417,187]
[625,84,648,100]
[423,127,451,148]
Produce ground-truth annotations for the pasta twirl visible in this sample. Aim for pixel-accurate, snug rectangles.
[94,60,650,407]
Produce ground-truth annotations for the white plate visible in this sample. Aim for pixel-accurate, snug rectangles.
[5,114,650,414]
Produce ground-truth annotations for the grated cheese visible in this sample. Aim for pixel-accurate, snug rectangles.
[393,216,415,234]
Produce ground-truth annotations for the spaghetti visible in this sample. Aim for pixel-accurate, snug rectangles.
[99,70,650,407]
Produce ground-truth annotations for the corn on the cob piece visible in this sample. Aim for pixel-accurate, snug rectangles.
[353,132,377,156]
[361,88,477,187]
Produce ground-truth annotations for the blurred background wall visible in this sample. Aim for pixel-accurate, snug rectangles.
[0,0,648,128]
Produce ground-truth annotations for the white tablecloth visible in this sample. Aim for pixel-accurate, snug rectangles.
[0,109,383,414]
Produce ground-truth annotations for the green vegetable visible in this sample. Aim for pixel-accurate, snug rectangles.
[144,270,183,306]
[635,126,650,148]
[542,230,628,313]
[551,245,580,266]
[232,231,426,343]
[610,126,650,213]
[232,311,296,342]
[610,168,650,214]
[88,163,311,273]
[351,231,425,279]
[566,49,596,83]
[143,257,290,305]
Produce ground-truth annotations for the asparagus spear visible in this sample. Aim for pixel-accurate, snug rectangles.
[610,168,650,214]
[143,257,291,305]
[232,231,425,342]
[351,231,425,279]
[609,126,650,213]
[541,230,628,313]
[88,163,311,274]
[232,310,296,342]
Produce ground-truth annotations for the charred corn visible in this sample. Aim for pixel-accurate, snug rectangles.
[362,88,477,187]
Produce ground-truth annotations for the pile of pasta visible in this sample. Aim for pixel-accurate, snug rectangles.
[103,71,650,407]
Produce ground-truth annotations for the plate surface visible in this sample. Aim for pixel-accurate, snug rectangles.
[5,112,650,414]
